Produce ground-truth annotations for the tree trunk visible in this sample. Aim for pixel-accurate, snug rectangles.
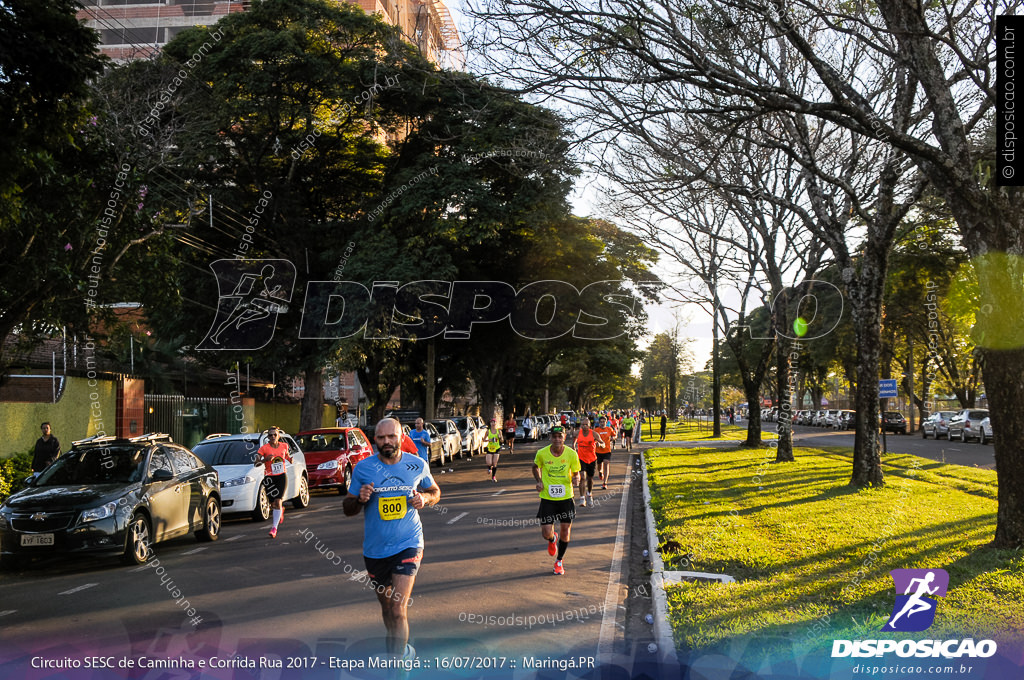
[299,366,324,432]
[712,332,721,437]
[985,348,1024,547]
[742,380,763,446]
[848,267,886,487]
[774,299,794,462]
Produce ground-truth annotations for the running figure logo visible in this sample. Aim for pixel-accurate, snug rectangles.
[197,259,295,350]
[882,568,949,632]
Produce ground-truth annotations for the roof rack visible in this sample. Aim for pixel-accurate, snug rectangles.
[203,433,232,440]
[128,433,173,443]
[71,434,118,447]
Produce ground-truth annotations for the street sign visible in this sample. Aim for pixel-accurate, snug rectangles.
[879,379,898,399]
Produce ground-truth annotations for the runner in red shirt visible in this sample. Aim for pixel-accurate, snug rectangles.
[592,416,616,491]
[258,426,292,538]
[572,417,598,507]
[503,415,517,454]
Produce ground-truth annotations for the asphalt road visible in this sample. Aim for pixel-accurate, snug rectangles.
[789,424,996,469]
[0,439,660,679]
[668,418,997,470]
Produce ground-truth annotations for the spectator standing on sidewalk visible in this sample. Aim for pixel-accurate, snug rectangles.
[32,422,61,474]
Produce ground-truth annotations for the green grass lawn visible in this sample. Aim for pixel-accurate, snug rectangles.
[640,419,776,442]
[646,446,1024,655]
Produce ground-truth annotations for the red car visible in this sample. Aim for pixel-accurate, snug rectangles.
[296,428,374,495]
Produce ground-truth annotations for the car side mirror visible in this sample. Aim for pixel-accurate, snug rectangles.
[150,469,174,482]
[23,475,36,487]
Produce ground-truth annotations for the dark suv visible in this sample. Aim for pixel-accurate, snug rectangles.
[0,434,221,568]
[881,411,907,434]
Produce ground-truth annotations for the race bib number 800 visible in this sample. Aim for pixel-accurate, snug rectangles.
[379,496,407,520]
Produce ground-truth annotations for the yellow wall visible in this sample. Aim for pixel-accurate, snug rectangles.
[253,401,302,435]
[322,404,336,428]
[1,377,117,458]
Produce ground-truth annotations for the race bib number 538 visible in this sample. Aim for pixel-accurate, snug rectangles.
[548,484,566,498]
[379,496,407,520]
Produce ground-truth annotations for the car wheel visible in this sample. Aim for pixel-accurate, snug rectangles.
[122,513,152,565]
[960,429,968,443]
[195,496,221,542]
[252,485,271,522]
[980,428,988,445]
[338,465,352,495]
[291,475,310,509]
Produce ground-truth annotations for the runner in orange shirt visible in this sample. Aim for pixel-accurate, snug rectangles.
[257,426,292,538]
[572,417,598,507]
[592,415,616,491]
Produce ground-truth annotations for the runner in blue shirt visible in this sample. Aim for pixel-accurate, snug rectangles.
[407,417,432,461]
[343,418,441,661]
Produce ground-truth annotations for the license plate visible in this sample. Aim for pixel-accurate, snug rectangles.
[21,534,54,547]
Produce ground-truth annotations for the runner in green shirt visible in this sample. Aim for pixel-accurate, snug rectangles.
[532,425,580,575]
[620,413,635,452]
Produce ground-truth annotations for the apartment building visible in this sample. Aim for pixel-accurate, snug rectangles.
[77,0,461,67]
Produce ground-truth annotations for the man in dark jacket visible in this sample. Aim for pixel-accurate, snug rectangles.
[659,412,668,442]
[32,422,62,473]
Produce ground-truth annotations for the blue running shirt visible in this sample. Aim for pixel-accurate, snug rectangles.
[351,453,435,558]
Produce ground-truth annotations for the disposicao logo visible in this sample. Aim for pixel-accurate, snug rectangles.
[883,568,948,632]
[831,568,998,659]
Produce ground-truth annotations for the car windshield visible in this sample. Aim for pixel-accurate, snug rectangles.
[296,433,344,451]
[192,438,261,466]
[35,446,146,485]
[455,418,469,429]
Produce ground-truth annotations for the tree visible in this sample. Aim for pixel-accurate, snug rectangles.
[0,0,111,367]
[473,0,1024,546]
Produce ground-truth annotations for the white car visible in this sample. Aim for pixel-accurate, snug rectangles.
[192,431,309,521]
[430,419,464,462]
[455,416,485,458]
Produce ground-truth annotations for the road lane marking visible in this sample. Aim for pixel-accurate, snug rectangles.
[949,448,961,451]
[491,489,505,496]
[225,535,245,542]
[182,547,207,555]
[598,460,633,657]
[59,583,99,595]
[130,564,152,573]
[446,512,468,525]
[0,610,16,617]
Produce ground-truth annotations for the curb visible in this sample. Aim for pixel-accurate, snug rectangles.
[641,451,682,672]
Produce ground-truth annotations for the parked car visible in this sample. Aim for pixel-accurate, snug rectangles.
[922,411,957,439]
[534,415,551,438]
[430,419,463,463]
[296,427,374,495]
[455,416,485,459]
[822,410,842,428]
[948,409,990,443]
[881,411,907,434]
[192,430,309,522]
[401,422,446,465]
[1,433,221,568]
[833,410,856,430]
[515,417,540,441]
[977,415,994,445]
